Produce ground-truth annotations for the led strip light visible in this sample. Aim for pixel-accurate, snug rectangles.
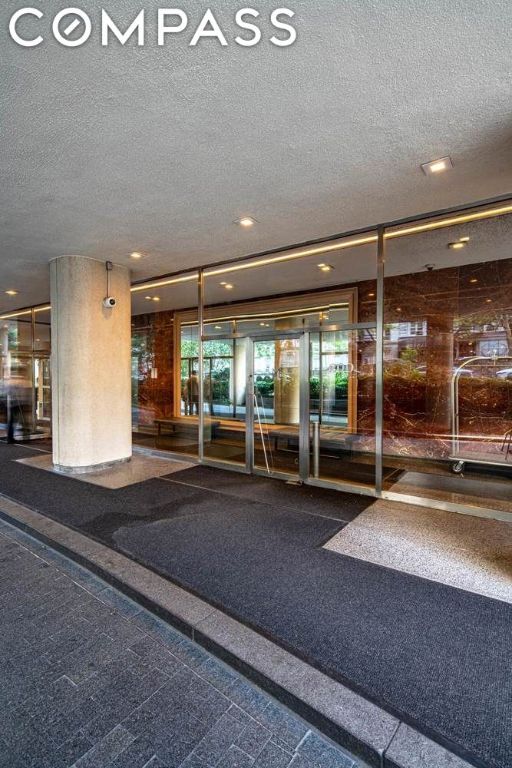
[3,202,512,316]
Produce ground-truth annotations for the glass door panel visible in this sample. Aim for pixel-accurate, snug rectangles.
[202,337,247,466]
[252,336,301,477]
[309,329,376,490]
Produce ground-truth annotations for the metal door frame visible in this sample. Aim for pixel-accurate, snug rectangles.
[246,331,306,481]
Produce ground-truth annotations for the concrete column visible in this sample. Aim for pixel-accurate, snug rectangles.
[50,256,132,473]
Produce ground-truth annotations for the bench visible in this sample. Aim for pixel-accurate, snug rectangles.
[154,417,221,438]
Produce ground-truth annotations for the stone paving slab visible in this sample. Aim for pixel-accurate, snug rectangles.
[0,494,482,768]
[0,516,360,768]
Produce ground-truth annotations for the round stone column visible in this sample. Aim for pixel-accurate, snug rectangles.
[50,255,132,473]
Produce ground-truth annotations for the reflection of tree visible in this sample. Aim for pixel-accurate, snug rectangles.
[455,309,512,355]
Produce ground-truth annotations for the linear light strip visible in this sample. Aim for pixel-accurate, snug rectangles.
[181,302,350,326]
[386,204,512,239]
[205,235,378,277]
[130,274,198,292]
[3,203,512,312]
[130,203,512,292]
[0,305,51,321]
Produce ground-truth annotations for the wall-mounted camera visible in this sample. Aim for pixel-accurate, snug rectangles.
[103,296,117,309]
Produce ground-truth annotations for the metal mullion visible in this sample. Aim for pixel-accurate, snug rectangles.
[375,227,385,495]
[198,270,205,461]
[31,308,37,433]
[245,337,254,472]
[299,332,310,481]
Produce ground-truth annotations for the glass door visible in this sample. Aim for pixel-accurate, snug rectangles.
[309,329,376,491]
[249,335,303,478]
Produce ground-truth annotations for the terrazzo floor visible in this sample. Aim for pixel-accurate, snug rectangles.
[324,499,512,603]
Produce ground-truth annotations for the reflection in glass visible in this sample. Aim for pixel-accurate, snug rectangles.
[131,274,199,456]
[253,337,300,476]
[310,330,376,489]
[0,308,52,440]
[383,213,512,513]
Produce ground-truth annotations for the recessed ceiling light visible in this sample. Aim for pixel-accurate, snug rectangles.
[214,325,222,330]
[421,156,453,175]
[130,252,143,260]
[448,241,466,250]
[236,216,256,228]
[469,278,478,284]
[152,297,161,302]
[459,237,470,243]
[145,296,152,300]
[318,264,333,272]
[5,290,18,296]
[224,283,234,290]
[368,292,375,298]
[486,298,493,304]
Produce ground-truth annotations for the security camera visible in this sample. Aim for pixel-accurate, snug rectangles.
[103,296,117,309]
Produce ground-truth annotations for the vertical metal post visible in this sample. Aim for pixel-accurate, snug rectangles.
[375,227,385,495]
[31,308,37,434]
[299,332,310,481]
[313,422,320,478]
[245,338,254,472]
[198,270,205,462]
[318,330,323,424]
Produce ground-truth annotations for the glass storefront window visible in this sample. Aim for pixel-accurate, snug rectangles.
[0,306,52,440]
[383,207,512,513]
[131,273,199,456]
[125,200,512,517]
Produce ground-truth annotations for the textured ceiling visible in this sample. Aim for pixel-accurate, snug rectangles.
[129,212,512,314]
[2,0,512,313]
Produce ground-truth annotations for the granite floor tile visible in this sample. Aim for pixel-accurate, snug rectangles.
[235,719,272,759]
[253,741,293,768]
[0,522,363,768]
[50,733,96,768]
[222,745,256,768]
[256,702,309,750]
[71,725,135,767]
[189,712,247,765]
[107,736,157,768]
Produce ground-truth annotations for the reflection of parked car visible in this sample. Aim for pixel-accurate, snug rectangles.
[497,368,512,380]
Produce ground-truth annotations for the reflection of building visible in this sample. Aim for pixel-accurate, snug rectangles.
[384,320,510,361]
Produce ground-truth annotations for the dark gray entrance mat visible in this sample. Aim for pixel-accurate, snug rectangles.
[0,444,510,768]
[165,465,369,521]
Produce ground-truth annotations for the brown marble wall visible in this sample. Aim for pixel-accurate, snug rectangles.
[132,311,174,426]
[382,257,512,457]
[131,257,512,461]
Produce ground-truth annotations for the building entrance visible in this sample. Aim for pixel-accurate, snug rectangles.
[247,334,304,479]
[210,327,378,492]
